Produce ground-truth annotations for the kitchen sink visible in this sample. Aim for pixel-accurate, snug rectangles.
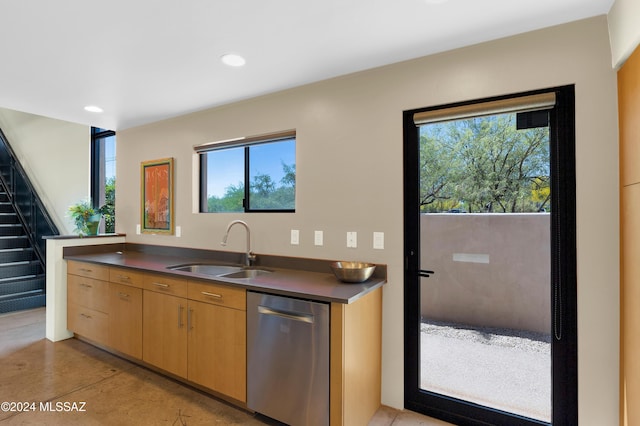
[218,269,272,279]
[166,263,272,279]
[167,263,242,276]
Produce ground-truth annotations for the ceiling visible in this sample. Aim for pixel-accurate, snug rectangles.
[0,0,614,130]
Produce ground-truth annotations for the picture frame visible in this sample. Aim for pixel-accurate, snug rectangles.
[141,157,174,234]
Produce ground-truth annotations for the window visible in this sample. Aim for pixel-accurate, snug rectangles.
[196,131,296,213]
[91,127,116,232]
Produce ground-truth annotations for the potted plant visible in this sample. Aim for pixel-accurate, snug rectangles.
[68,199,102,236]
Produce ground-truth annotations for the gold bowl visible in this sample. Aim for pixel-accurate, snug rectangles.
[330,261,376,283]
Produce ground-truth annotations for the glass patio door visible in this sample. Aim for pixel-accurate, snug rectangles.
[403,87,577,425]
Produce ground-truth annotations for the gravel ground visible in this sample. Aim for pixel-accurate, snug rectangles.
[421,320,551,354]
[420,320,551,422]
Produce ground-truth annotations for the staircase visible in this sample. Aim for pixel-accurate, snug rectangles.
[0,128,57,315]
[0,188,46,314]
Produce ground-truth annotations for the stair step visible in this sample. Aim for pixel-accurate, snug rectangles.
[0,261,42,280]
[0,213,17,224]
[0,236,30,249]
[0,248,34,263]
[0,202,14,213]
[0,293,45,314]
[0,192,9,203]
[0,223,24,236]
[0,275,45,298]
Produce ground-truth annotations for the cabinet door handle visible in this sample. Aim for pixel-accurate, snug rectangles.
[188,308,193,330]
[153,282,170,288]
[178,305,184,328]
[201,291,222,299]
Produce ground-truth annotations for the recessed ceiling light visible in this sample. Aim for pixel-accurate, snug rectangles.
[84,105,104,113]
[221,53,246,67]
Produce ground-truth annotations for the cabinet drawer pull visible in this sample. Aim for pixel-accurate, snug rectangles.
[79,268,93,273]
[80,283,93,288]
[201,291,222,299]
[153,282,170,288]
[80,313,92,319]
[118,292,130,298]
[117,275,130,281]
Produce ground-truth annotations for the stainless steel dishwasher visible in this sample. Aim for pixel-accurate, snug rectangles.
[247,291,330,426]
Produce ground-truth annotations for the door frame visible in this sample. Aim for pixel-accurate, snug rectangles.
[403,86,577,425]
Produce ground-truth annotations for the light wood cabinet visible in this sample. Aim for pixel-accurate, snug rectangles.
[143,284,189,378]
[67,260,383,421]
[141,275,247,402]
[67,261,110,345]
[108,267,143,359]
[187,280,246,402]
[109,282,143,358]
[330,287,383,426]
[110,267,145,288]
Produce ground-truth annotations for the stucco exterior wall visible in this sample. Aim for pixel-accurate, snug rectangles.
[420,214,550,334]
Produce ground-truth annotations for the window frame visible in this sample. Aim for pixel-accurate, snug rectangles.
[91,127,116,232]
[196,130,296,213]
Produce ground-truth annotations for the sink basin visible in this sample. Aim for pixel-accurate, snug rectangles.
[167,264,242,276]
[218,269,272,279]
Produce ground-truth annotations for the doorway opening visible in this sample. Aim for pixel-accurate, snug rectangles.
[403,86,577,425]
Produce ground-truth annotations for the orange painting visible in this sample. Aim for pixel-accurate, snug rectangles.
[141,158,174,234]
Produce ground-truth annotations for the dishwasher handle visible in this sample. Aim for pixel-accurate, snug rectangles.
[258,305,314,324]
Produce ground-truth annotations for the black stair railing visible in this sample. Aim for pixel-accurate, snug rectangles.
[0,128,59,267]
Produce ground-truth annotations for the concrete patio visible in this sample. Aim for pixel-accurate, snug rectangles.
[421,320,551,422]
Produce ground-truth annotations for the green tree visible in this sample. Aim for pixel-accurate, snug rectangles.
[420,114,550,213]
[206,161,296,211]
[101,177,116,232]
[208,182,244,212]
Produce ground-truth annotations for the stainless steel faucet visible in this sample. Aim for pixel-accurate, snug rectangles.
[221,220,256,267]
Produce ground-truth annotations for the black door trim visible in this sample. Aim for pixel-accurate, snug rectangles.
[403,85,577,425]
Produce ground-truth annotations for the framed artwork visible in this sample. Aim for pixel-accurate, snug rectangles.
[141,158,174,234]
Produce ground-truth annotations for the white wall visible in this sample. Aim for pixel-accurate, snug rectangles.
[116,16,619,424]
[608,0,640,68]
[0,108,90,234]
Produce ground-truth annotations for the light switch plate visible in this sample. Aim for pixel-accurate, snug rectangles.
[347,231,357,248]
[314,230,323,246]
[175,226,181,237]
[291,229,300,245]
[373,231,384,249]
[136,224,141,235]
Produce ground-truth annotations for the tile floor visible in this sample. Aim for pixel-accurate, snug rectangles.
[0,308,451,425]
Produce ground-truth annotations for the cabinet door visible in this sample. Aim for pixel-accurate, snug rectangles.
[109,283,142,359]
[188,299,247,402]
[142,290,188,378]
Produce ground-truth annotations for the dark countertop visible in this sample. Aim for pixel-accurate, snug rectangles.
[63,245,385,304]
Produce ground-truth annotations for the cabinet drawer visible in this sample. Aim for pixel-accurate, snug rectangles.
[67,302,109,344]
[144,273,188,298]
[110,267,144,288]
[188,280,246,311]
[67,260,109,281]
[67,274,109,313]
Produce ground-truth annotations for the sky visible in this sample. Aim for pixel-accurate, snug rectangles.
[206,139,295,197]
